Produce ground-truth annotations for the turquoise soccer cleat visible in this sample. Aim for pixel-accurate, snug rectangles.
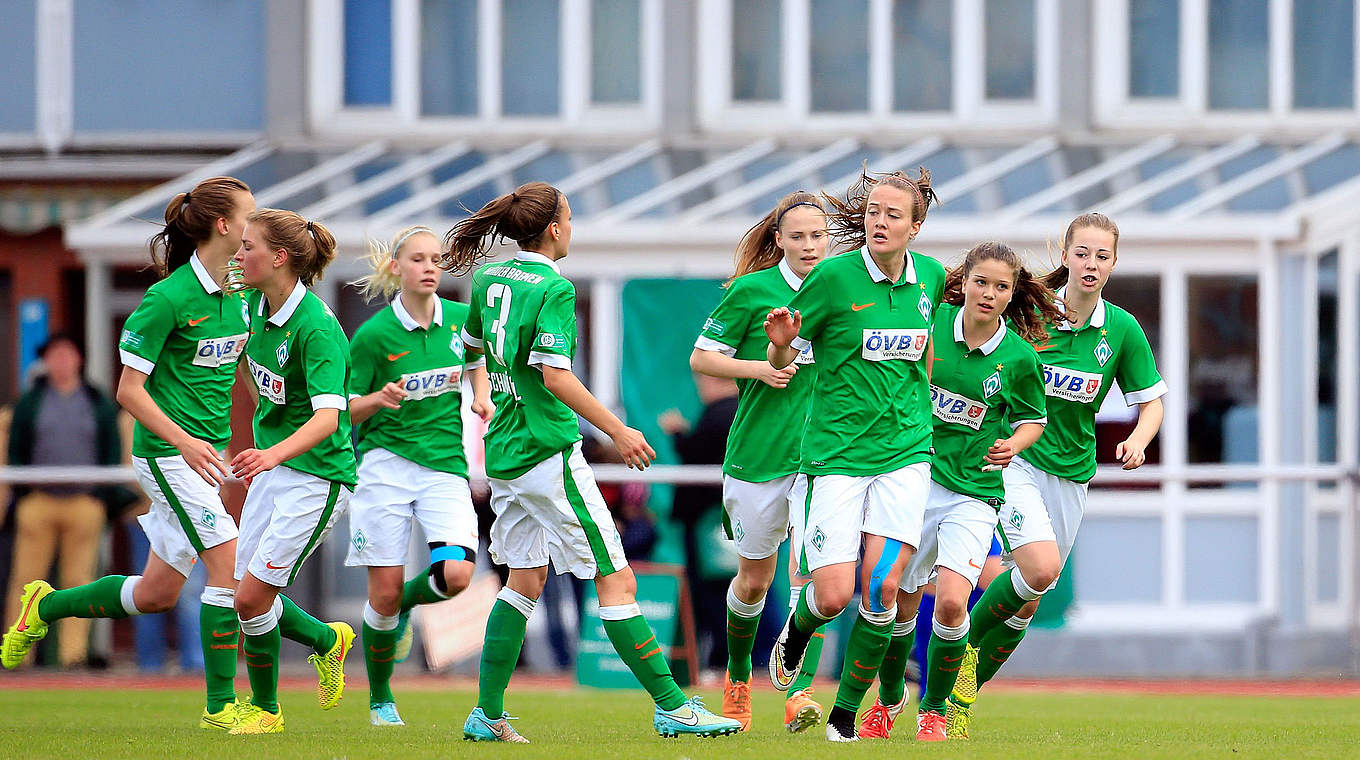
[654,697,743,738]
[463,707,529,743]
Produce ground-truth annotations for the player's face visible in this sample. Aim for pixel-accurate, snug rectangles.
[963,258,1017,324]
[864,185,922,258]
[1062,226,1117,295]
[234,223,281,288]
[774,205,829,278]
[394,232,442,296]
[219,191,256,252]
[549,196,572,259]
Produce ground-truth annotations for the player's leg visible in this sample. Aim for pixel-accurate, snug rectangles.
[395,473,479,662]
[858,587,921,739]
[362,565,405,725]
[233,571,285,733]
[782,474,826,730]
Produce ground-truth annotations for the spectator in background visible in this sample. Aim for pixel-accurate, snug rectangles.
[3,333,131,667]
[660,373,739,674]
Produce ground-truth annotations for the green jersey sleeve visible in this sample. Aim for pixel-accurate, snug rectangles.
[528,281,577,370]
[696,280,753,356]
[347,328,376,400]
[462,282,485,352]
[302,327,349,411]
[1008,351,1048,427]
[119,290,177,374]
[1115,317,1166,405]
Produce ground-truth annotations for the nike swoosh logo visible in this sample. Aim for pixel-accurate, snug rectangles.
[187,316,210,327]
[1034,343,1056,351]
[665,709,701,727]
[15,593,40,632]
[635,635,657,650]
[851,302,876,312]
[211,629,237,638]
[387,351,410,361]
[968,559,982,569]
[265,560,290,570]
[943,655,963,663]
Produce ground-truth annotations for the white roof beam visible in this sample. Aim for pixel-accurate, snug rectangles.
[933,137,1061,204]
[679,137,860,223]
[591,139,779,224]
[996,135,1178,221]
[556,139,664,195]
[253,141,389,207]
[1168,132,1347,219]
[367,141,553,229]
[1099,136,1263,215]
[301,141,472,220]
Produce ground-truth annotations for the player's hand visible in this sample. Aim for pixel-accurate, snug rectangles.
[1115,439,1147,470]
[230,447,282,482]
[612,426,656,470]
[471,394,495,423]
[178,437,231,486]
[377,381,407,410]
[763,307,802,348]
[757,361,798,389]
[983,437,1018,469]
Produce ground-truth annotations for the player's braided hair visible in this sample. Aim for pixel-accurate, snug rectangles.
[943,241,1068,344]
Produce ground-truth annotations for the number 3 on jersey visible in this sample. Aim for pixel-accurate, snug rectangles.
[486,283,513,366]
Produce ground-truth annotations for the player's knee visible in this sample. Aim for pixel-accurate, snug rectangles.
[369,586,401,616]
[1022,564,1059,594]
[441,561,473,596]
[820,586,854,617]
[934,595,968,627]
[733,569,774,600]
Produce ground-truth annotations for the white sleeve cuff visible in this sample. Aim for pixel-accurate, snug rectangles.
[119,349,155,375]
[789,336,811,352]
[1010,417,1047,430]
[465,356,486,371]
[461,328,484,349]
[311,394,347,411]
[1123,380,1168,406]
[693,336,739,357]
[528,351,572,370]
[347,393,362,401]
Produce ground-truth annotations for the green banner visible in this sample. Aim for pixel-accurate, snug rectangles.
[576,570,683,689]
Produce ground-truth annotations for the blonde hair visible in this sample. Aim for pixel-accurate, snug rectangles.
[352,225,437,302]
[245,209,337,286]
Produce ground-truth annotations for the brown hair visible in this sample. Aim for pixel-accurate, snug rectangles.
[728,191,827,285]
[148,176,251,278]
[352,225,437,302]
[943,241,1067,344]
[246,208,338,286]
[1041,212,1121,290]
[823,165,938,251]
[440,182,562,276]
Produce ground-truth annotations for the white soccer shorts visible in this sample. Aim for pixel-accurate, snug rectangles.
[235,465,351,587]
[901,480,999,593]
[132,455,239,578]
[722,473,795,560]
[998,455,1088,584]
[799,461,931,572]
[345,448,479,567]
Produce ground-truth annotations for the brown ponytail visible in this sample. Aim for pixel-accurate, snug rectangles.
[1041,212,1121,290]
[943,241,1067,344]
[148,176,251,278]
[440,182,562,276]
[727,191,826,285]
[246,209,338,286]
[823,164,937,251]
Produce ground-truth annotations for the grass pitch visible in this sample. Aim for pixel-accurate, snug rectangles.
[0,684,1357,760]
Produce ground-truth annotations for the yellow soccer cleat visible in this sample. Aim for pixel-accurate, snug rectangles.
[950,643,980,707]
[308,621,355,710]
[200,698,250,730]
[2,580,53,669]
[945,698,971,739]
[228,703,284,735]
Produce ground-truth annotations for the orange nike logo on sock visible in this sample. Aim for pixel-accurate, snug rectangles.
[635,635,657,650]
[211,629,237,638]
[638,647,662,660]
[942,655,963,663]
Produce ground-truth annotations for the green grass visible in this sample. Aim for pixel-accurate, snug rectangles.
[1,685,1358,760]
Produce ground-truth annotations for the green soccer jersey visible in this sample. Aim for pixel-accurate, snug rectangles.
[462,252,581,480]
[696,260,818,483]
[119,254,249,458]
[928,304,1048,504]
[244,283,357,486]
[1022,289,1167,483]
[349,295,476,477]
[787,248,947,477]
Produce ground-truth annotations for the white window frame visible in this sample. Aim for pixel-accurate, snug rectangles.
[697,0,1059,135]
[1094,0,1360,130]
[309,0,662,139]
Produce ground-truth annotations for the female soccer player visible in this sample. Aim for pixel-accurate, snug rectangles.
[345,225,493,727]
[947,214,1166,738]
[764,168,946,742]
[227,209,358,735]
[860,241,1058,741]
[2,177,254,728]
[442,182,741,742]
[690,191,829,732]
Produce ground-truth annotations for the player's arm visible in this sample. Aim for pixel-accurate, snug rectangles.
[985,353,1049,470]
[541,365,654,470]
[1116,397,1163,470]
[690,349,796,388]
[984,422,1045,470]
[462,285,494,421]
[467,362,494,422]
[347,337,405,424]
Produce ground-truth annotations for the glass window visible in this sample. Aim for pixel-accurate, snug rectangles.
[732,0,782,101]
[1293,0,1355,109]
[1318,249,1338,465]
[1128,0,1179,97]
[0,1,35,132]
[1302,143,1360,194]
[1187,276,1259,465]
[984,0,1036,99]
[1074,518,1162,601]
[592,0,641,103]
[502,0,560,115]
[421,0,478,116]
[1208,0,1268,110]
[1184,517,1258,601]
[892,0,952,111]
[1318,513,1341,601]
[1096,276,1162,468]
[346,0,393,106]
[810,0,868,111]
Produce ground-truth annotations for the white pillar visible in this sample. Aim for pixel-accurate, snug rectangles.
[590,277,621,413]
[84,258,112,390]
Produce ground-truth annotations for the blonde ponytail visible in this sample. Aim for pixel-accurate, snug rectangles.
[351,225,434,302]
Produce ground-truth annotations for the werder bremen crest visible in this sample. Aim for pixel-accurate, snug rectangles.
[983,371,1002,399]
[276,338,290,367]
[1094,337,1112,367]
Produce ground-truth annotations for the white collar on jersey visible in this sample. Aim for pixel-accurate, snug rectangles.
[258,278,307,326]
[777,258,805,291]
[515,251,561,274]
[392,292,443,331]
[953,306,1007,355]
[189,252,220,294]
[1054,286,1107,331]
[860,247,918,285]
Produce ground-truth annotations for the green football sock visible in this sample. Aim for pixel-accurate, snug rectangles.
[242,624,282,714]
[400,570,448,611]
[788,627,827,694]
[478,598,529,718]
[38,575,130,620]
[279,594,336,654]
[724,586,763,682]
[968,569,1029,646]
[919,626,969,713]
[602,609,687,711]
[876,621,916,707]
[363,622,400,705]
[200,601,240,713]
[975,620,1029,689]
[832,609,893,713]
